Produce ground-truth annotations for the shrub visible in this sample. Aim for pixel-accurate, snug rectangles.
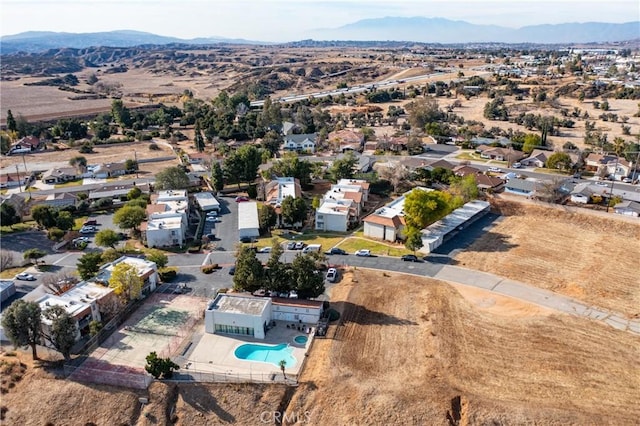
[218,288,229,293]
[149,143,160,151]
[200,263,219,274]
[158,267,178,282]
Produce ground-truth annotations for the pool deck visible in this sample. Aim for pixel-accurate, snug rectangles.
[175,320,314,379]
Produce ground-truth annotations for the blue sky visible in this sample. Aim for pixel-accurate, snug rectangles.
[1,0,638,42]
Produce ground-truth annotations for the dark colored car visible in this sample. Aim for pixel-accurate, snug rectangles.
[239,236,254,243]
[83,219,98,226]
[401,254,420,262]
[325,247,347,255]
[229,266,236,275]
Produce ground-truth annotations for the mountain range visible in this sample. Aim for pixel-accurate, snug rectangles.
[1,18,638,53]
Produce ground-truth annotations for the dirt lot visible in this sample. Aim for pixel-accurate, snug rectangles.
[454,199,640,318]
[287,269,640,425]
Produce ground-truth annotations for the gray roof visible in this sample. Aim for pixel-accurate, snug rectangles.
[285,133,317,144]
[506,179,539,192]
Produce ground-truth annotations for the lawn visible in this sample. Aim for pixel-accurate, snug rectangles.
[0,222,37,235]
[73,216,89,231]
[0,266,27,279]
[253,230,348,251]
[455,151,483,161]
[54,180,83,189]
[336,237,411,257]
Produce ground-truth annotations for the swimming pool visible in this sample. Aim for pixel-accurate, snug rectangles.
[234,343,297,368]
[294,335,308,345]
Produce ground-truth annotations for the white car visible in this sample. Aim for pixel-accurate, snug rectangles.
[79,226,97,234]
[258,247,272,253]
[595,181,609,186]
[15,272,36,281]
[355,249,371,257]
[326,268,338,282]
[487,167,502,173]
[512,162,522,169]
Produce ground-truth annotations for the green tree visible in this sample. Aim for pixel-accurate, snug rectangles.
[95,229,120,249]
[111,99,132,129]
[154,166,190,190]
[403,189,453,230]
[77,252,104,280]
[109,262,143,302]
[279,359,287,380]
[406,97,442,129]
[522,133,543,154]
[264,240,292,293]
[101,248,122,264]
[270,153,314,188]
[113,206,146,232]
[233,246,265,293]
[127,186,142,200]
[0,202,19,226]
[23,248,46,266]
[290,254,325,299]
[546,152,573,171]
[194,121,205,152]
[258,204,277,233]
[211,162,225,192]
[145,249,168,268]
[42,305,77,360]
[404,227,424,254]
[89,320,103,336]
[145,351,180,379]
[124,158,138,172]
[449,175,479,205]
[1,300,42,360]
[47,227,65,242]
[55,211,74,231]
[311,196,321,211]
[69,155,87,173]
[280,196,307,228]
[329,152,357,182]
[31,205,57,229]
[6,109,17,133]
[261,130,283,156]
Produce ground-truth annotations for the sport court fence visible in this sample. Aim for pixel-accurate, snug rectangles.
[168,369,299,386]
[64,363,151,390]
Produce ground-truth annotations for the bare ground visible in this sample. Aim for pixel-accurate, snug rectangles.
[454,199,640,318]
[286,269,640,425]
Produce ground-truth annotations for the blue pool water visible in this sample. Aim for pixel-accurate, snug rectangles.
[234,343,297,368]
[294,335,308,345]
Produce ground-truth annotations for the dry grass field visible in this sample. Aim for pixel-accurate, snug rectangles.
[287,269,640,425]
[455,199,640,318]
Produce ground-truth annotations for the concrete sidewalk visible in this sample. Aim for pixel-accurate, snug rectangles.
[433,265,640,335]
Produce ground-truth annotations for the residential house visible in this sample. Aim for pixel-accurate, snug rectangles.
[474,174,505,192]
[142,190,189,248]
[93,162,128,179]
[283,133,317,153]
[0,171,33,189]
[41,167,78,184]
[9,136,44,154]
[453,165,481,177]
[613,201,640,217]
[328,129,364,153]
[264,177,302,227]
[43,192,78,208]
[281,121,301,136]
[584,153,632,179]
[363,187,432,242]
[88,182,151,200]
[477,146,526,163]
[504,178,542,197]
[423,159,456,171]
[315,199,353,232]
[521,149,554,168]
[186,152,210,165]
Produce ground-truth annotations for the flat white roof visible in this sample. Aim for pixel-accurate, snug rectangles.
[94,256,156,284]
[208,294,270,316]
[275,178,298,201]
[62,281,113,302]
[317,199,351,216]
[36,294,89,319]
[373,187,432,219]
[147,216,183,231]
[193,192,220,210]
[238,201,259,230]
[156,189,188,202]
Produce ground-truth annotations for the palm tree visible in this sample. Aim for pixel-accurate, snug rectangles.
[279,359,287,380]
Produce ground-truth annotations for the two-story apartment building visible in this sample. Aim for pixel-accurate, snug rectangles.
[264,177,303,227]
[141,190,189,248]
[315,179,370,232]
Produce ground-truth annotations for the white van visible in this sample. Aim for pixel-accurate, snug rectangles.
[302,244,321,254]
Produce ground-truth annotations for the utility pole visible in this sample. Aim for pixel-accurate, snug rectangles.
[134,150,139,179]
[606,154,619,213]
[15,164,22,192]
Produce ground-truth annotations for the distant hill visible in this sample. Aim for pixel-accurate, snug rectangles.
[311,17,640,44]
[0,30,266,54]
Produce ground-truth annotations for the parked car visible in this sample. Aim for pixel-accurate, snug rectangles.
[288,290,298,299]
[487,167,502,173]
[355,249,371,257]
[326,268,338,282]
[511,162,522,169]
[83,219,98,226]
[206,210,218,217]
[229,266,236,275]
[205,216,218,222]
[325,247,347,255]
[285,241,296,250]
[15,272,36,281]
[622,177,632,183]
[401,254,420,262]
[294,241,306,250]
[239,236,255,243]
[258,247,272,253]
[73,237,90,244]
[79,226,97,234]
[302,244,321,253]
[595,181,609,186]
[235,196,249,202]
